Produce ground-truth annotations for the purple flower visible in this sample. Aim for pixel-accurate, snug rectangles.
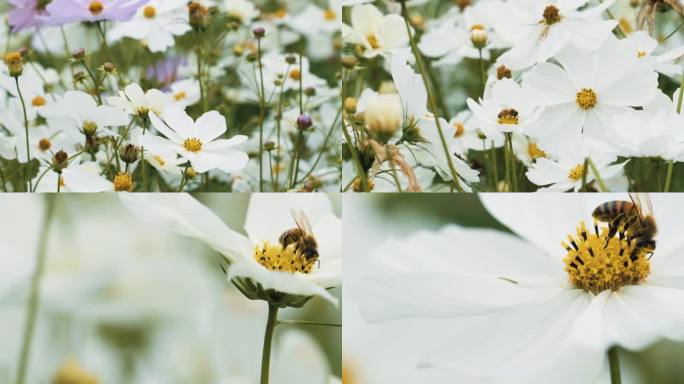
[145,57,187,89]
[46,0,150,25]
[7,0,51,32]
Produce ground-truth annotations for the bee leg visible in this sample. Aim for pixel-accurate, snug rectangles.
[605,215,624,247]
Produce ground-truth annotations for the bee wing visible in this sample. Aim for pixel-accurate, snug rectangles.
[629,193,653,220]
[291,209,314,236]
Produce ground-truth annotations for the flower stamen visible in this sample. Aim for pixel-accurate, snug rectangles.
[183,137,203,152]
[576,88,597,110]
[542,5,561,25]
[567,163,584,181]
[563,221,650,294]
[253,241,316,274]
[88,0,104,15]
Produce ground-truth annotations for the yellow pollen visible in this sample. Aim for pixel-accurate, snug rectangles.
[453,122,465,137]
[289,68,301,81]
[527,142,546,160]
[53,359,99,384]
[497,108,519,125]
[576,88,597,110]
[143,5,156,18]
[174,91,187,101]
[637,50,646,58]
[32,95,46,107]
[153,155,166,167]
[567,164,584,181]
[88,1,104,15]
[253,241,316,274]
[366,34,381,49]
[324,8,336,21]
[38,138,51,151]
[183,137,203,152]
[113,172,133,192]
[563,221,650,294]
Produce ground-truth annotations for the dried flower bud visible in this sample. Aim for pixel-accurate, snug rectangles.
[188,1,209,30]
[52,150,69,171]
[496,65,512,80]
[119,144,140,164]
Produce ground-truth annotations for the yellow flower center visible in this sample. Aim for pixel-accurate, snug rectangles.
[53,359,99,384]
[174,91,187,101]
[453,122,465,137]
[88,1,104,15]
[32,95,46,107]
[183,137,203,152]
[366,34,382,49]
[274,8,287,19]
[637,50,646,58]
[619,17,633,34]
[289,68,301,81]
[143,5,156,18]
[567,163,584,181]
[527,142,546,160]
[576,88,597,110]
[253,241,316,274]
[82,121,98,136]
[38,138,51,151]
[563,221,650,294]
[542,5,561,25]
[324,8,336,21]
[497,108,519,125]
[113,172,133,192]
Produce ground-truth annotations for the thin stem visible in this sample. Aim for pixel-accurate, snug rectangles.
[56,173,61,193]
[260,304,278,384]
[587,157,608,192]
[15,195,56,384]
[278,319,341,327]
[400,1,463,191]
[256,38,266,192]
[664,160,674,192]
[608,346,621,384]
[506,133,518,191]
[15,77,32,192]
[581,158,589,192]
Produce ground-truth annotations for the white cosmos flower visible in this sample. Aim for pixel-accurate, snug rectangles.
[467,78,540,138]
[625,31,684,78]
[108,0,191,53]
[169,78,201,108]
[525,142,625,191]
[119,193,341,305]
[492,0,617,69]
[145,107,249,173]
[522,37,658,156]
[342,4,409,59]
[47,90,129,138]
[354,194,684,383]
[606,109,684,161]
[108,82,173,118]
[33,162,113,192]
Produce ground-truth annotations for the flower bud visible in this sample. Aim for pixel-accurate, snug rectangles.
[188,1,209,30]
[341,55,357,69]
[285,55,297,65]
[119,144,139,164]
[364,94,403,143]
[186,167,197,179]
[344,97,357,114]
[297,115,313,130]
[264,141,276,151]
[52,150,69,171]
[252,27,265,38]
[102,62,117,74]
[82,121,98,136]
[71,48,86,61]
[470,25,488,49]
[4,51,23,77]
[304,87,316,97]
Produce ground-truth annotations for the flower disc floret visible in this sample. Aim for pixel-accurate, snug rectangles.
[576,88,597,110]
[253,241,316,274]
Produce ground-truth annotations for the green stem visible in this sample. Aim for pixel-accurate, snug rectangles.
[278,319,341,327]
[608,346,621,384]
[15,195,56,384]
[506,133,518,191]
[15,77,32,192]
[400,2,463,191]
[196,46,207,113]
[81,61,102,104]
[260,304,278,384]
[256,38,266,192]
[664,160,674,192]
[581,158,589,192]
[587,157,608,192]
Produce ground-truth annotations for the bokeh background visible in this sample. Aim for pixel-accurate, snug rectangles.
[0,194,341,383]
[343,194,684,384]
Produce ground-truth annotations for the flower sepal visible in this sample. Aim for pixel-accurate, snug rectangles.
[231,276,314,309]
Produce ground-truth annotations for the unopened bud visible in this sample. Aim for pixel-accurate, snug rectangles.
[341,55,357,69]
[252,27,265,38]
[119,144,139,164]
[344,97,357,114]
[470,25,488,49]
[52,150,69,171]
[297,115,313,130]
[4,51,23,77]
[72,48,86,60]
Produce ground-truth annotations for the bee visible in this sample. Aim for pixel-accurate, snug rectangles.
[279,209,319,268]
[592,193,657,260]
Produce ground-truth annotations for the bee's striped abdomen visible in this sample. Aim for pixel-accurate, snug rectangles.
[592,200,633,222]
